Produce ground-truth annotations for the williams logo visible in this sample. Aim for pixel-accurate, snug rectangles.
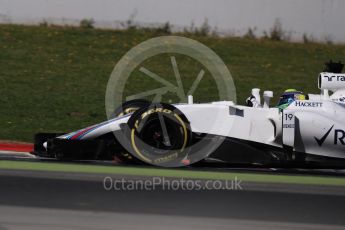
[314,125,345,146]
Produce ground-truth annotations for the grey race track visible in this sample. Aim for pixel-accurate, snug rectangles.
[0,169,345,230]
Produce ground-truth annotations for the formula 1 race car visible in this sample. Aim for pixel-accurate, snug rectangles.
[34,61,345,167]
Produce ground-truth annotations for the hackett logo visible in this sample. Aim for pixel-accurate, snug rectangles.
[295,101,323,107]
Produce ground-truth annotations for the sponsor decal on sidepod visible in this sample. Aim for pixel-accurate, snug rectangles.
[314,125,345,146]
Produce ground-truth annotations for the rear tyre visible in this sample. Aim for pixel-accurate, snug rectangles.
[127,103,192,166]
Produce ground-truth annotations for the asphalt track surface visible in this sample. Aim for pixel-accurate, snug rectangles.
[0,169,345,230]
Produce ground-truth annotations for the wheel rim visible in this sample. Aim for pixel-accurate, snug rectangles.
[138,115,183,152]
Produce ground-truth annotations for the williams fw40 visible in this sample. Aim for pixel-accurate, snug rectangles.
[34,62,345,167]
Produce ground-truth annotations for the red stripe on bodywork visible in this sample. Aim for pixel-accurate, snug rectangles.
[70,126,95,140]
[0,143,34,152]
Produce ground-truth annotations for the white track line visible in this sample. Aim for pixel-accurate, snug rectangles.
[0,150,36,158]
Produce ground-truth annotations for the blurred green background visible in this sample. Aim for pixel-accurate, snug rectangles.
[1,24,344,141]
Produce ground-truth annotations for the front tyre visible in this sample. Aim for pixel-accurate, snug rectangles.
[111,99,151,118]
[127,103,192,167]
[111,99,151,163]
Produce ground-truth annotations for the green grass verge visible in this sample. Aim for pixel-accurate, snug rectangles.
[1,160,345,186]
[1,24,345,141]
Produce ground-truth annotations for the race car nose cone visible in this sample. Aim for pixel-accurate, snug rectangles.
[43,142,47,149]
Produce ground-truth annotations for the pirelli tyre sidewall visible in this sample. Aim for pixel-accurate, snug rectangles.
[112,99,151,163]
[111,99,151,119]
[127,103,191,167]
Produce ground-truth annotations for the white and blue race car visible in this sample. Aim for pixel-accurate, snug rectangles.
[34,62,345,167]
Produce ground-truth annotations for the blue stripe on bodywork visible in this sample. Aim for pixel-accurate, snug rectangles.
[67,114,131,140]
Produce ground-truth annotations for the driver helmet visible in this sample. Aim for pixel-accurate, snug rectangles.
[277,89,306,110]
